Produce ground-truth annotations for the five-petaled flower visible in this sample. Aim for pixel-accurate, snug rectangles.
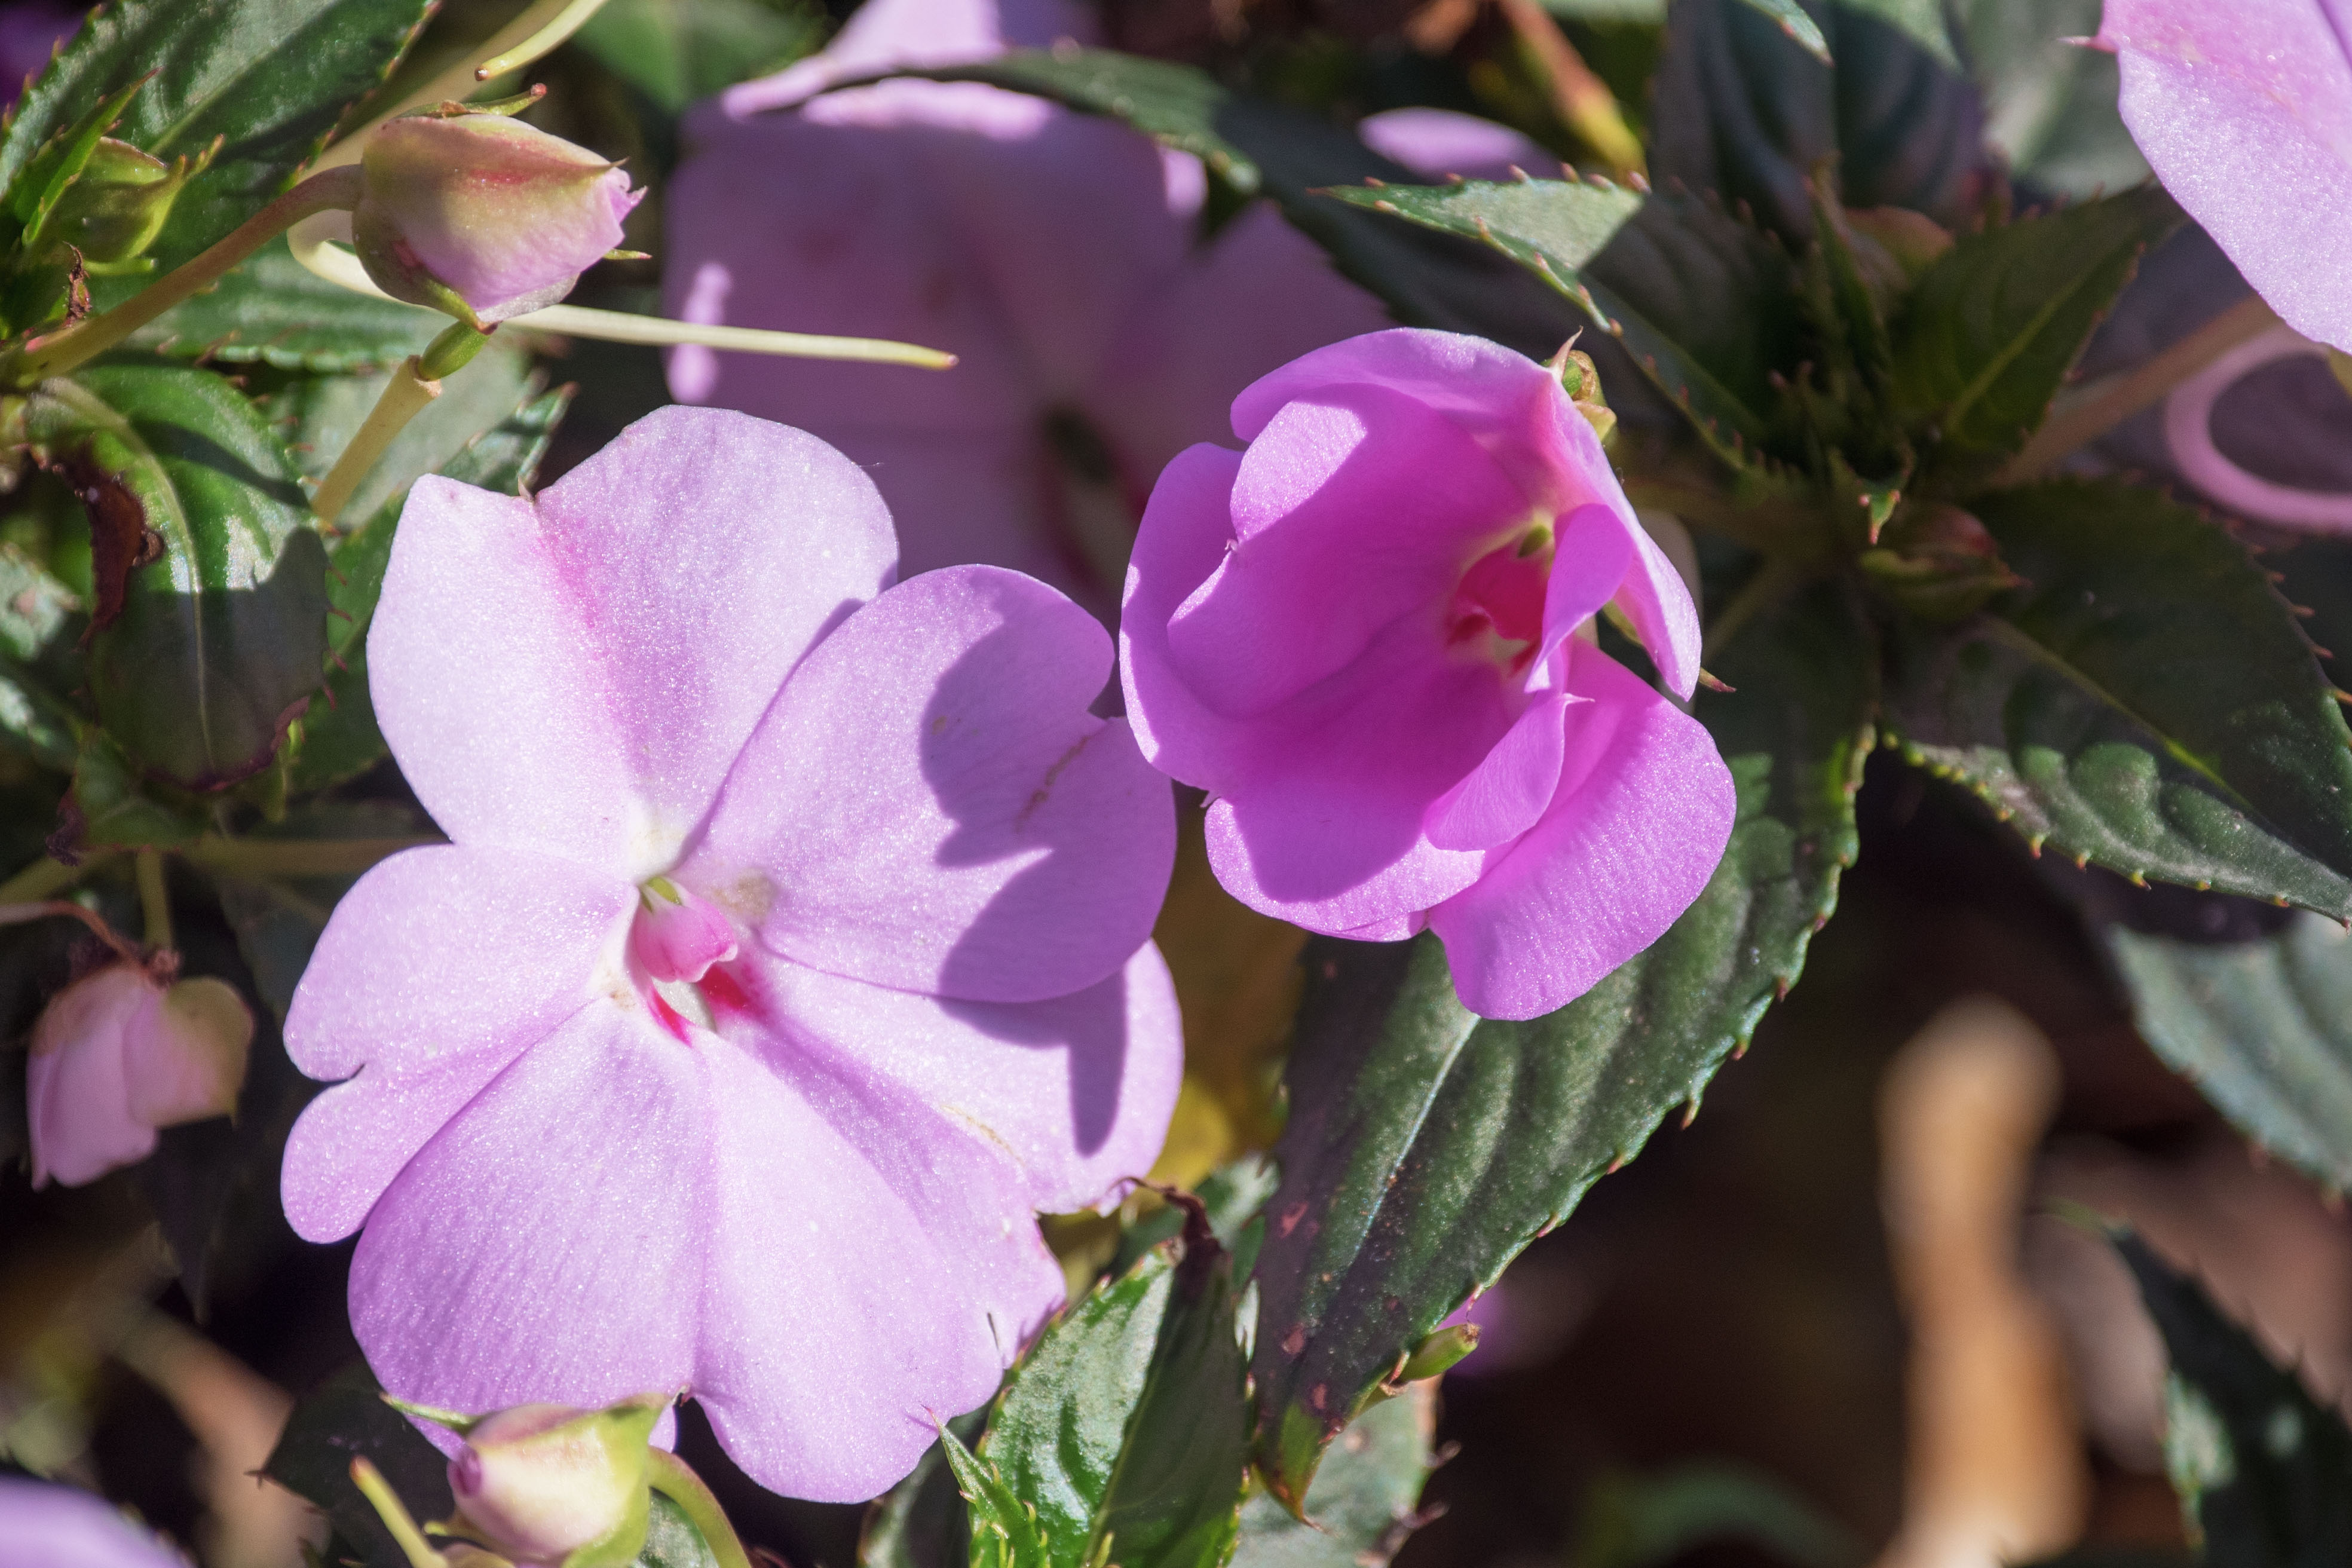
[280,405,1180,1502]
[1121,329,1737,1022]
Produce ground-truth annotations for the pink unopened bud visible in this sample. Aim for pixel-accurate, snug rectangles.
[353,110,643,327]
[443,1395,666,1567]
[629,877,738,985]
[26,966,252,1189]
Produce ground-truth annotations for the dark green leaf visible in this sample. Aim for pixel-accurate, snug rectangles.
[1881,479,2352,917]
[939,1423,1051,1568]
[31,364,326,789]
[1564,1463,1861,1568]
[2113,1230,2352,1564]
[119,234,443,373]
[1890,189,2180,483]
[1652,0,1984,247]
[1233,1385,1436,1568]
[878,51,1580,360]
[862,1415,986,1568]
[265,1363,455,1568]
[290,379,570,792]
[0,544,79,767]
[1323,179,1801,468]
[1726,0,1829,61]
[1250,580,1876,1501]
[1953,0,2148,200]
[0,0,434,270]
[637,1492,724,1568]
[982,1228,1250,1568]
[2108,913,2352,1198]
[575,0,828,114]
[63,725,206,849]
[1,76,146,254]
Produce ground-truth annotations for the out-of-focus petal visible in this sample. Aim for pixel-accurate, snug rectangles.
[691,566,1172,1003]
[26,968,155,1189]
[348,1006,703,1427]
[718,0,1099,114]
[1429,643,1737,1019]
[370,408,895,877]
[688,1009,1069,1499]
[746,944,1181,1214]
[124,978,250,1129]
[2103,0,2352,352]
[1359,107,1556,182]
[0,1476,191,1568]
[1166,382,1529,716]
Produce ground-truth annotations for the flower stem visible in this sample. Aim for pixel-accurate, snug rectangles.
[4,166,363,387]
[1496,0,1644,179]
[0,852,106,904]
[179,835,439,880]
[0,899,144,963]
[134,849,172,951]
[647,1450,758,1568]
[310,356,446,532]
[1996,295,2280,485]
[350,1457,451,1568]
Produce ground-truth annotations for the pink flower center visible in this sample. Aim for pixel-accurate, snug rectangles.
[1447,522,1553,676]
[630,878,742,1042]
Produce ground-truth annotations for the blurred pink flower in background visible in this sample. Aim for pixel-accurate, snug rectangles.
[2099,0,2352,352]
[663,0,1548,611]
[1122,330,1735,1021]
[0,1,80,104]
[280,406,1180,1503]
[0,1475,190,1568]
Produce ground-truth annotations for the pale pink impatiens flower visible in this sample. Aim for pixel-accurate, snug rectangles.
[1122,329,1736,1022]
[0,1476,192,1568]
[2099,0,2352,352]
[662,0,1547,611]
[279,405,1181,1502]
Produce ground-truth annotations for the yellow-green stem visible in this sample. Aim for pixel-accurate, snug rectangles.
[1997,294,2280,485]
[180,835,440,879]
[0,852,103,904]
[350,1457,450,1568]
[311,356,443,531]
[134,849,170,951]
[647,1450,757,1568]
[1496,0,1645,179]
[7,166,363,386]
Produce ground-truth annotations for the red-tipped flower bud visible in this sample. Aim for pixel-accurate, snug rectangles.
[443,1394,666,1567]
[353,109,643,327]
[26,966,252,1189]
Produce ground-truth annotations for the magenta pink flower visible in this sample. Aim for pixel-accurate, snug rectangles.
[662,0,1544,609]
[0,1477,190,1568]
[1122,330,1735,1021]
[27,964,253,1189]
[278,405,1180,1502]
[2100,0,2352,352]
[354,112,643,326]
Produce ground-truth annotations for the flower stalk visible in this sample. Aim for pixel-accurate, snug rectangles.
[645,1450,758,1568]
[350,1456,452,1568]
[133,849,170,951]
[311,321,491,531]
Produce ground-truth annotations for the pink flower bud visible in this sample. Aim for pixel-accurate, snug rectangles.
[444,1395,665,1567]
[353,111,644,327]
[27,966,253,1189]
[629,877,738,984]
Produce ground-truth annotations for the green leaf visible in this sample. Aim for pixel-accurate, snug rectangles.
[2112,1230,2352,1564]
[1233,1385,1437,1568]
[1250,579,1876,1503]
[118,234,443,373]
[265,1363,456,1568]
[575,0,828,115]
[982,1224,1250,1568]
[28,364,326,790]
[1324,179,1801,468]
[1953,0,2148,200]
[2108,913,2352,1198]
[636,1492,725,1568]
[1651,0,1981,247]
[0,0,434,270]
[1564,1463,1861,1568]
[1111,1154,1281,1279]
[1,75,146,254]
[1728,0,1830,60]
[863,1416,986,1568]
[940,1423,1052,1568]
[882,50,1581,359]
[0,541,79,767]
[1890,188,2181,484]
[63,724,205,849]
[1881,479,2352,917]
[290,379,571,792]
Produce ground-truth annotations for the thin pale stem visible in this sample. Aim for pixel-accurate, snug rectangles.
[7,166,363,386]
[1495,0,1645,178]
[647,1450,757,1568]
[180,835,439,880]
[0,900,144,963]
[350,1457,451,1568]
[134,849,171,951]
[312,357,443,531]
[1702,556,1808,664]
[1997,295,2280,485]
[0,852,104,904]
[308,0,618,172]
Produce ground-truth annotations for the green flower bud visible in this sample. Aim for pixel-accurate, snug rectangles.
[50,139,202,268]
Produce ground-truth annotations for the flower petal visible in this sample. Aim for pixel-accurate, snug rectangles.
[1425,692,1573,852]
[348,1005,703,1428]
[742,944,1182,1214]
[27,970,154,1189]
[1358,108,1555,182]
[280,846,635,1242]
[690,1020,1069,1500]
[372,406,895,877]
[690,565,1174,1003]
[1120,443,1248,786]
[1429,643,1736,1019]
